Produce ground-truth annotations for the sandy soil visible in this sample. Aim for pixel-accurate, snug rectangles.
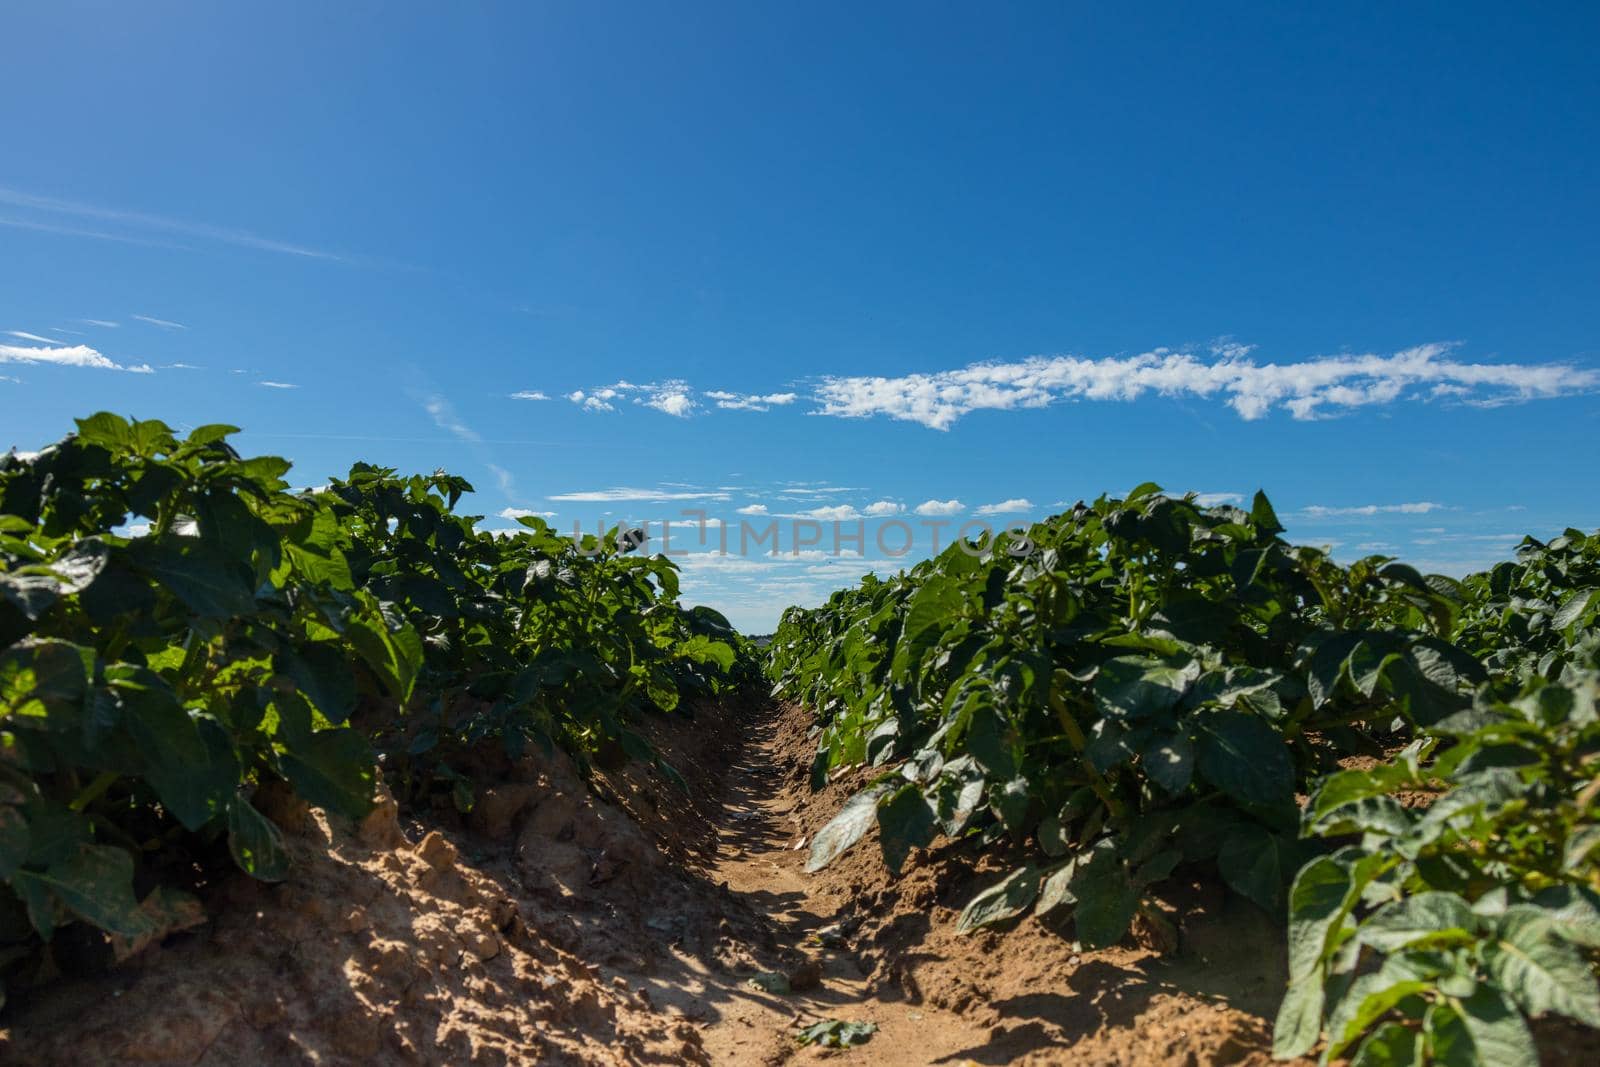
[9,695,1562,1066]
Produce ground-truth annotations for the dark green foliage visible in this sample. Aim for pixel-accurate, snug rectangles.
[770,489,1480,947]
[1276,663,1600,1064]
[0,413,752,1000]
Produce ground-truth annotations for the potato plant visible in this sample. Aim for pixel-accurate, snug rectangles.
[770,487,1484,946]
[0,414,750,1003]
[1275,657,1600,1065]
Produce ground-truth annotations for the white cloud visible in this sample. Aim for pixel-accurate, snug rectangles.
[82,319,119,327]
[567,388,616,412]
[736,503,769,515]
[974,498,1034,516]
[0,374,19,384]
[706,389,799,411]
[812,343,1600,430]
[1191,492,1244,507]
[486,463,516,495]
[498,507,556,520]
[914,499,964,516]
[258,380,299,389]
[7,331,65,344]
[132,314,187,330]
[423,395,481,443]
[510,390,549,401]
[863,500,904,516]
[548,487,733,502]
[777,486,862,496]
[0,342,145,372]
[1300,502,1444,517]
[643,381,696,417]
[797,505,860,522]
[566,380,698,417]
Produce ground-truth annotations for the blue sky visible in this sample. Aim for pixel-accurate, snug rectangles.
[2,2,1597,631]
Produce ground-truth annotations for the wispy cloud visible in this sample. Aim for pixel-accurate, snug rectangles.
[423,395,480,442]
[0,186,338,260]
[0,342,152,373]
[812,343,1600,430]
[498,507,557,520]
[132,314,187,330]
[548,487,734,503]
[914,499,964,516]
[258,380,299,389]
[705,389,799,412]
[1300,502,1445,517]
[484,463,517,496]
[974,497,1034,516]
[510,390,549,401]
[776,486,862,497]
[6,331,66,344]
[777,504,861,521]
[0,214,190,251]
[82,319,119,328]
[736,503,769,515]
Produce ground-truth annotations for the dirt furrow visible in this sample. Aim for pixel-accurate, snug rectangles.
[686,706,997,1065]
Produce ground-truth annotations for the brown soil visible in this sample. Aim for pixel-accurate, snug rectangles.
[0,698,1319,1065]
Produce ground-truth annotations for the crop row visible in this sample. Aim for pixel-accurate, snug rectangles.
[767,487,1600,1064]
[0,414,754,1006]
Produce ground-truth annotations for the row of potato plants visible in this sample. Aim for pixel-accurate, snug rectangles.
[0,413,752,1004]
[766,489,1599,1064]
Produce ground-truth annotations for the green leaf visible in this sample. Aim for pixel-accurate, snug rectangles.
[903,577,963,646]
[1217,823,1294,911]
[0,801,30,881]
[1250,490,1284,535]
[125,696,240,832]
[1195,710,1294,808]
[226,796,289,881]
[795,1020,877,1048]
[1035,858,1078,916]
[278,728,377,820]
[806,787,887,873]
[1067,840,1141,949]
[1093,656,1195,721]
[281,643,357,724]
[1326,968,1432,1060]
[128,541,257,618]
[1552,587,1598,630]
[1427,990,1536,1067]
[876,783,936,874]
[1286,856,1355,984]
[0,639,90,725]
[1527,885,1600,948]
[956,865,1041,933]
[1482,907,1600,1027]
[12,843,155,939]
[1273,979,1326,1060]
[1350,1021,1421,1067]
[1356,892,1477,953]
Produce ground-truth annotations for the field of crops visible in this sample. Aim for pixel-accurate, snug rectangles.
[770,487,1600,1064]
[0,415,752,999]
[2,416,1598,1065]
